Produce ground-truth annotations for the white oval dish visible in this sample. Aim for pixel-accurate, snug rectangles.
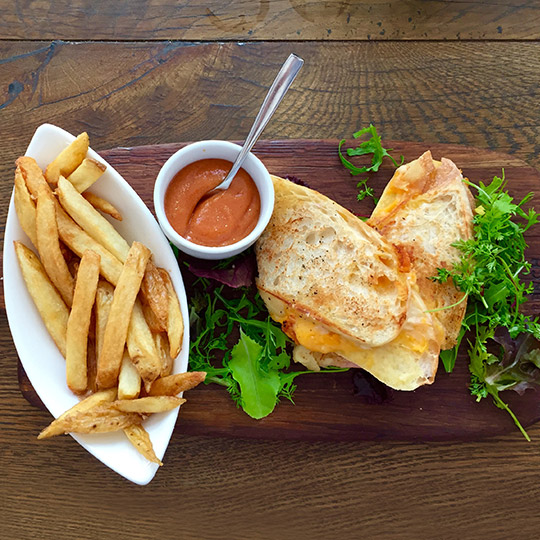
[3,124,190,485]
[154,140,274,260]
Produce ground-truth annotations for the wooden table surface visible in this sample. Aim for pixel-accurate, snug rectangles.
[2,2,540,539]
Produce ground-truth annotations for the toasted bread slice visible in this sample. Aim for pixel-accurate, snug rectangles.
[368,151,474,349]
[256,175,410,348]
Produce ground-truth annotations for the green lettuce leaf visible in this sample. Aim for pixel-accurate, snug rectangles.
[229,330,281,419]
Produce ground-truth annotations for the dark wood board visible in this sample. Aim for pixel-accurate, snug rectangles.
[17,139,540,441]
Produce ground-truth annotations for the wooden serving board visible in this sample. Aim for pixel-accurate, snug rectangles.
[18,140,540,441]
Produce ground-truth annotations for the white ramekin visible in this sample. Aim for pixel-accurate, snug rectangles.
[154,140,274,260]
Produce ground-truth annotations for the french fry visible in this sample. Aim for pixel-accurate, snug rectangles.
[123,424,162,466]
[112,396,185,414]
[87,337,98,394]
[82,191,122,221]
[66,250,100,393]
[14,241,69,356]
[13,165,38,247]
[38,388,117,439]
[45,132,89,184]
[126,300,162,388]
[95,280,114,357]
[36,183,74,306]
[38,406,142,438]
[56,203,123,285]
[56,175,130,262]
[15,156,49,199]
[97,242,152,389]
[67,157,106,192]
[140,262,169,332]
[96,285,142,399]
[95,278,160,393]
[118,350,141,400]
[141,298,165,333]
[148,372,207,397]
[159,268,184,358]
[154,332,174,378]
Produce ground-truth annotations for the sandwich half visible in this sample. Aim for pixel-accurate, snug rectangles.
[255,175,445,391]
[368,151,474,349]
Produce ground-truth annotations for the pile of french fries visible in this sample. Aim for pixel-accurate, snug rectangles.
[13,132,205,466]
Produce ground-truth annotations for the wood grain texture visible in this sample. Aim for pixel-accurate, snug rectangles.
[3,40,540,540]
[1,40,540,178]
[17,139,540,441]
[1,0,540,41]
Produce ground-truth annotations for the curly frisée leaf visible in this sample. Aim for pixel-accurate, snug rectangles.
[229,331,281,419]
[434,172,540,439]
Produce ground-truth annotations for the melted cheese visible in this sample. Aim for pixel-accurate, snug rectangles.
[273,306,429,360]
[293,316,358,354]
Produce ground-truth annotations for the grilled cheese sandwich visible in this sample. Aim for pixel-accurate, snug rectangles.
[255,175,445,390]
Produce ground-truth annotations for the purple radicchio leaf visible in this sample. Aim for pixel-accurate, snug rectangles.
[485,329,540,395]
[284,174,308,187]
[187,251,256,288]
[491,327,517,365]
